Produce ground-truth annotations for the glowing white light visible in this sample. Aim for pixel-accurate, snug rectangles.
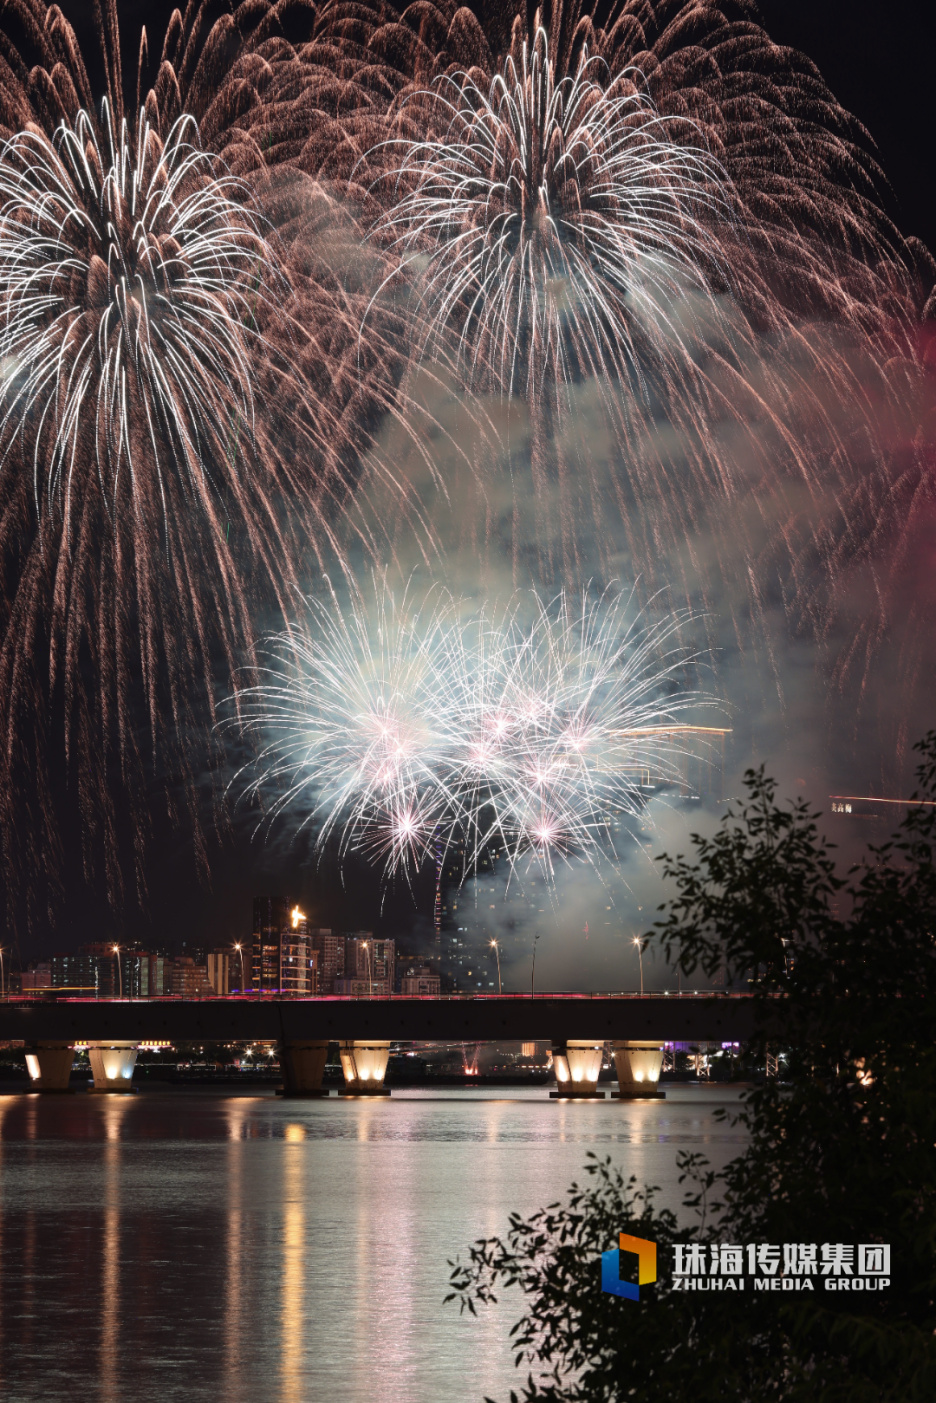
[0,102,269,528]
[232,579,714,884]
[369,29,731,401]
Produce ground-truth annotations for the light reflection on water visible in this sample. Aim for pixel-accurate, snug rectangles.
[0,1087,747,1403]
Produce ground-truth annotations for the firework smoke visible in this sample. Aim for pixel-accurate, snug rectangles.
[232,578,715,886]
[346,2,933,726]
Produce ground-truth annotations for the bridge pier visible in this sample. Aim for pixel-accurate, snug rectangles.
[24,1043,75,1092]
[612,1041,665,1098]
[88,1043,138,1093]
[338,1040,391,1095]
[549,1040,606,1099]
[278,1041,331,1097]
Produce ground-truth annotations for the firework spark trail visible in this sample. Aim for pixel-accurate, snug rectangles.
[362,14,914,476]
[0,88,294,913]
[336,2,932,646]
[232,579,715,885]
[0,0,420,921]
[0,103,268,537]
[368,32,735,402]
[0,0,931,926]
[346,0,919,329]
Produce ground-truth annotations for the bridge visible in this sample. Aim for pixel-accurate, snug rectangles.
[0,993,761,1099]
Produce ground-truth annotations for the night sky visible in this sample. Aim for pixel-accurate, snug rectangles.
[11,0,934,964]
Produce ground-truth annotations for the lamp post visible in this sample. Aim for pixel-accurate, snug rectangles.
[633,936,644,996]
[531,932,540,999]
[363,941,372,998]
[234,942,246,994]
[112,944,123,999]
[490,939,502,995]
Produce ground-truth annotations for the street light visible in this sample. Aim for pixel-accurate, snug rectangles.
[531,932,541,1000]
[491,937,505,993]
[362,941,373,998]
[633,936,644,996]
[234,942,246,994]
[112,944,123,999]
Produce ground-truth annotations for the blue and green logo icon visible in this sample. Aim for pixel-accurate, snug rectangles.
[601,1233,657,1301]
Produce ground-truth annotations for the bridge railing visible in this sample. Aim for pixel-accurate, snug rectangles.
[0,989,754,1004]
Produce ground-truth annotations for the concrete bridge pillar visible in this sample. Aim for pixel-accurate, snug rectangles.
[88,1042,139,1092]
[338,1041,391,1095]
[278,1041,331,1097]
[550,1040,606,1099]
[24,1043,75,1092]
[612,1042,665,1099]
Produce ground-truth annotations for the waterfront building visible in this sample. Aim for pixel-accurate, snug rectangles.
[280,917,317,996]
[307,930,343,994]
[169,957,212,998]
[49,954,100,994]
[251,897,317,995]
[333,977,391,997]
[206,951,231,997]
[436,844,504,992]
[399,966,441,996]
[21,962,51,991]
[75,943,153,997]
[346,935,394,996]
[147,954,172,995]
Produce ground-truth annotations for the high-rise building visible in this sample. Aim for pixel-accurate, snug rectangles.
[206,950,231,997]
[306,931,394,996]
[346,934,394,995]
[169,957,212,998]
[252,896,287,994]
[147,954,171,995]
[437,843,503,992]
[308,930,343,994]
[280,916,317,996]
[49,953,101,994]
[70,944,155,997]
[251,897,317,995]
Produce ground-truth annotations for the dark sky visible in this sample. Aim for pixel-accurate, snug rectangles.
[758,0,933,254]
[18,0,935,960]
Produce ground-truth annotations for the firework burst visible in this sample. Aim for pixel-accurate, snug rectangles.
[370,27,732,400]
[0,102,269,534]
[0,0,929,926]
[0,0,409,921]
[352,0,916,331]
[232,579,715,885]
[346,0,930,706]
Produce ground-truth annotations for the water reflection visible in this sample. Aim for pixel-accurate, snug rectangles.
[281,1128,306,1403]
[223,1100,251,1403]
[0,1088,746,1403]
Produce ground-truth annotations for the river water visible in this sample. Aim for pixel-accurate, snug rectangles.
[0,1086,747,1403]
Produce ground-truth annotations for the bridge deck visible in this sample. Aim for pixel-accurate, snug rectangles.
[0,994,758,1044]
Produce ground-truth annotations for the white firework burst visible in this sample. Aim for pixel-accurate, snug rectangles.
[370,26,732,398]
[0,100,270,528]
[231,578,716,884]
